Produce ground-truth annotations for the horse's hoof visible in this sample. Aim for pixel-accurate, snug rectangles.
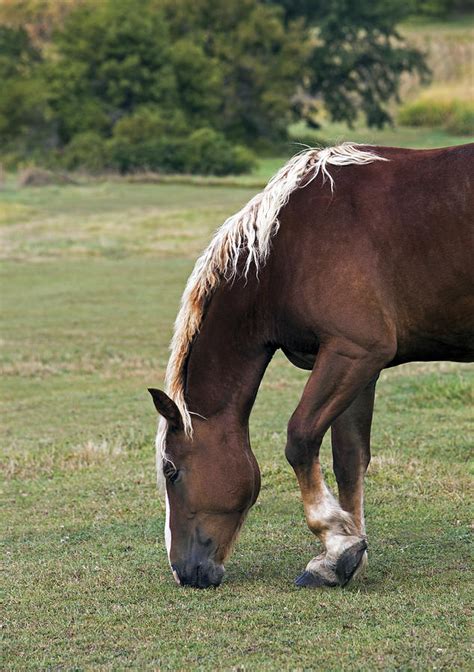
[294,570,338,588]
[335,539,368,587]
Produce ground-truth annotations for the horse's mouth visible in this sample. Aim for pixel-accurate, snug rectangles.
[171,561,224,589]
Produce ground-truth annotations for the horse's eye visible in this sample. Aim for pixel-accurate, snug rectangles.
[163,462,180,483]
[168,469,180,484]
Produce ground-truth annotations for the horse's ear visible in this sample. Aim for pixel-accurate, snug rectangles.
[148,389,183,431]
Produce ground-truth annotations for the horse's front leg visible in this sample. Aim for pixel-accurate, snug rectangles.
[285,341,390,588]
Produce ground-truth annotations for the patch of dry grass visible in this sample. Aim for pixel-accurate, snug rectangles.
[0,182,257,261]
[1,431,147,480]
[0,354,163,380]
[0,206,232,261]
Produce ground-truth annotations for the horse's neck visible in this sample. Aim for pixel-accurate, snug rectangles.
[184,290,272,427]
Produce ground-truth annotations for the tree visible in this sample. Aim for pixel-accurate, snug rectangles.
[44,0,310,145]
[0,0,434,171]
[46,0,177,143]
[0,25,49,150]
[267,0,429,128]
[161,0,311,142]
[0,0,86,46]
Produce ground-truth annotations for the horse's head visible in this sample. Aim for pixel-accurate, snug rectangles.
[149,389,261,588]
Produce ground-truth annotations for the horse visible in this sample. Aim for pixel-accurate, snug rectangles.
[149,142,474,589]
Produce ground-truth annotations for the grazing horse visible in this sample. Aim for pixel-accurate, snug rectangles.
[149,142,474,589]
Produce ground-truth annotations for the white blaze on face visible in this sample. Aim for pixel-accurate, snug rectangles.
[164,485,181,585]
[156,421,180,584]
[164,487,172,561]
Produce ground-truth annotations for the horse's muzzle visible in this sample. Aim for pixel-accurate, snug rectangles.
[172,560,224,589]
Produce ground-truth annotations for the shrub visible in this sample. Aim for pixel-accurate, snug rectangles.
[61,132,108,172]
[107,107,190,173]
[107,137,188,174]
[107,126,255,175]
[398,99,453,127]
[445,102,474,135]
[50,113,256,176]
[185,128,255,176]
[112,107,188,145]
[398,98,474,135]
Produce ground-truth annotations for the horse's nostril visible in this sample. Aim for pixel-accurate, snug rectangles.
[174,561,224,589]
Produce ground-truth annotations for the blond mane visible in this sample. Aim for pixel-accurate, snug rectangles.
[157,143,386,464]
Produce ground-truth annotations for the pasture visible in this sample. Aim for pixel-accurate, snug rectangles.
[1,155,473,669]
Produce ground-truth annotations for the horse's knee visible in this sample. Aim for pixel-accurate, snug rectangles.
[285,416,322,468]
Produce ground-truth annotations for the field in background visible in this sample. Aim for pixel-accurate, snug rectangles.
[1,174,472,669]
[401,15,474,101]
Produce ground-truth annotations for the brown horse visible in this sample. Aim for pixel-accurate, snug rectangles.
[149,142,474,589]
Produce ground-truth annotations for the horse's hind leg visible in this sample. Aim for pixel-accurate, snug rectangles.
[329,376,378,581]
[285,341,391,588]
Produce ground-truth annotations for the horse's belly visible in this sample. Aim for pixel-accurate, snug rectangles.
[282,347,316,370]
[395,294,474,364]
[393,334,474,365]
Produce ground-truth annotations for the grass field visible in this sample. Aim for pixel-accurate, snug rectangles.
[1,160,473,669]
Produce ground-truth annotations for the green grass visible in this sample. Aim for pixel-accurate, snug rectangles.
[1,175,473,670]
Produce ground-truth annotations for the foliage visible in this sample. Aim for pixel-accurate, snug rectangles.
[0,0,86,45]
[184,128,255,175]
[160,0,311,143]
[269,0,430,128]
[111,107,188,145]
[409,0,474,17]
[46,1,176,145]
[0,26,49,150]
[57,109,256,176]
[445,101,474,134]
[108,130,255,176]
[45,0,310,147]
[0,0,298,172]
[267,0,474,21]
[398,97,474,134]
[0,0,447,172]
[61,131,108,173]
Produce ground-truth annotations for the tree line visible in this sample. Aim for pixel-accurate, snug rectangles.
[0,0,468,175]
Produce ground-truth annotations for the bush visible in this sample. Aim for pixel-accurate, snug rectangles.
[445,102,474,135]
[107,125,255,175]
[184,128,255,175]
[398,99,453,127]
[107,137,188,174]
[108,133,255,175]
[30,110,257,176]
[112,107,188,144]
[61,132,108,172]
[398,98,474,135]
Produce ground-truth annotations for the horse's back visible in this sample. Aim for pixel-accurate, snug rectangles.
[271,143,474,364]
